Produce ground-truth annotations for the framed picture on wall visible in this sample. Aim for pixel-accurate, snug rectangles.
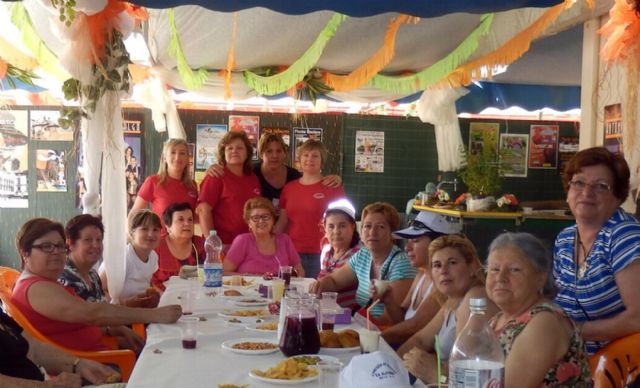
[292,127,323,171]
[528,124,559,169]
[468,122,499,156]
[123,120,142,135]
[355,130,385,173]
[603,104,622,155]
[196,124,227,171]
[0,109,29,208]
[229,115,260,160]
[499,133,528,178]
[124,135,144,211]
[36,149,66,192]
[30,110,73,141]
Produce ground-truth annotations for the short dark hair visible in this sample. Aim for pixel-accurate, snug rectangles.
[218,131,253,174]
[562,146,630,202]
[16,218,65,261]
[65,214,104,244]
[129,209,162,231]
[162,202,194,227]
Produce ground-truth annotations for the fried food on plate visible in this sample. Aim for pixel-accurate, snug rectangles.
[320,329,359,348]
[252,358,318,380]
[231,341,278,350]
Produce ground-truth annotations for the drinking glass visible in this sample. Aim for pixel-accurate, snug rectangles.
[318,360,343,388]
[279,266,293,287]
[271,279,285,302]
[179,316,199,349]
[359,329,380,353]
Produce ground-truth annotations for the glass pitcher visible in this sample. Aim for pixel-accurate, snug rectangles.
[278,292,320,356]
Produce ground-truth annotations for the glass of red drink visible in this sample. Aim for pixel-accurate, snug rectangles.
[279,265,293,288]
[180,317,199,349]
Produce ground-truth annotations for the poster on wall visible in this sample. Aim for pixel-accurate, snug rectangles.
[124,136,143,211]
[468,122,499,156]
[36,149,66,192]
[229,115,260,160]
[123,120,142,134]
[0,110,29,208]
[528,124,559,169]
[499,134,528,177]
[292,127,323,170]
[76,133,86,209]
[603,104,622,155]
[187,143,195,180]
[30,110,73,141]
[355,130,385,173]
[559,136,579,175]
[196,124,227,171]
[261,127,291,147]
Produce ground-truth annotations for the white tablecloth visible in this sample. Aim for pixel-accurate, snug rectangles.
[126,276,419,388]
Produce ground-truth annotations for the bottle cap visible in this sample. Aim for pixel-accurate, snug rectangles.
[469,298,486,308]
[209,230,217,236]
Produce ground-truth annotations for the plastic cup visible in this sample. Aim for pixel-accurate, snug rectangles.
[271,279,285,302]
[196,268,204,283]
[180,287,196,315]
[320,309,336,331]
[318,360,343,388]
[179,316,199,349]
[279,266,293,287]
[359,329,380,353]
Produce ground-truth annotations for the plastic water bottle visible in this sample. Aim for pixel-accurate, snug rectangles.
[203,230,223,288]
[449,298,505,388]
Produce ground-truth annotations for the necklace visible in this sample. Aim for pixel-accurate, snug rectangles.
[575,230,593,279]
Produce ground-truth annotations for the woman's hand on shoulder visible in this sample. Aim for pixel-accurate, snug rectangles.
[321,175,342,188]
[206,163,224,178]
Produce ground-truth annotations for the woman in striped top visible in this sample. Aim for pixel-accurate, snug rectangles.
[553,147,640,355]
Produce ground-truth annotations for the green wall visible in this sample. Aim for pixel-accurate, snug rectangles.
[0,107,578,267]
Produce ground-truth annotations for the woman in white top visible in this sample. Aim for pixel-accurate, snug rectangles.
[379,211,462,347]
[100,209,161,307]
[398,234,499,385]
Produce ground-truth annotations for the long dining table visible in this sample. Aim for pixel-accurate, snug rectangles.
[126,276,423,387]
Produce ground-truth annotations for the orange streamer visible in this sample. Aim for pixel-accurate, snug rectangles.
[123,2,149,27]
[442,0,572,88]
[599,0,640,66]
[128,64,151,84]
[85,0,128,63]
[0,58,7,80]
[223,12,239,99]
[323,15,413,92]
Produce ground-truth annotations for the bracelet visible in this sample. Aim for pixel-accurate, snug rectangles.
[71,358,81,374]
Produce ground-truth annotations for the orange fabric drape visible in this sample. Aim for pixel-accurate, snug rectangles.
[599,0,640,66]
[85,0,128,63]
[223,12,239,99]
[323,15,416,92]
[0,59,8,80]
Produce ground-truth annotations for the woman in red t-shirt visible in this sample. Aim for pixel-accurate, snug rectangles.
[152,202,205,290]
[131,138,198,230]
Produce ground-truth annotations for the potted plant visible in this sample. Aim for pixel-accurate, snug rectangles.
[458,147,502,212]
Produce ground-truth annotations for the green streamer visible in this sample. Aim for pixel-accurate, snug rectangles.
[368,13,494,94]
[167,8,209,90]
[243,13,348,96]
[10,3,69,81]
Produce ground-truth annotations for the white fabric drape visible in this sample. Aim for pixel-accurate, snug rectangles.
[417,88,468,171]
[132,75,186,139]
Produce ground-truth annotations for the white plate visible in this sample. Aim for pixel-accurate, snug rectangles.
[221,338,280,355]
[245,322,278,333]
[289,354,339,365]
[220,292,261,301]
[249,371,318,385]
[234,298,270,307]
[319,346,360,354]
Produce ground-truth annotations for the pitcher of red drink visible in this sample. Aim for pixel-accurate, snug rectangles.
[278,294,320,357]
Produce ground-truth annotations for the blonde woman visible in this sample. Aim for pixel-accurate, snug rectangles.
[131,138,198,230]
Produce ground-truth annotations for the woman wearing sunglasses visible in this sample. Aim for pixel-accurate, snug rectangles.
[553,147,640,355]
[223,197,304,276]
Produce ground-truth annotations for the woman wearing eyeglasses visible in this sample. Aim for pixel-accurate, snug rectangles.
[224,197,304,276]
[11,218,182,352]
[553,147,640,355]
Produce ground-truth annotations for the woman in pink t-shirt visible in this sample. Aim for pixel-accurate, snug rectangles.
[197,131,261,247]
[131,139,198,230]
[224,197,304,276]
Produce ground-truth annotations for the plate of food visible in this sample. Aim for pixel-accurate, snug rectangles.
[245,321,278,333]
[222,277,255,288]
[318,329,360,353]
[234,297,270,307]
[221,338,280,355]
[249,358,319,384]
[220,289,260,300]
[219,309,276,323]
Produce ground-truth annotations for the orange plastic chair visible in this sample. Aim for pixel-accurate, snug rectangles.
[0,285,136,382]
[589,332,640,388]
[0,266,20,292]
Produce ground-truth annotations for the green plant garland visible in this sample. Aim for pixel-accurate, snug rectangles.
[1,64,38,90]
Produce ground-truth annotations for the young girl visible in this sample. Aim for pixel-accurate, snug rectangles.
[100,209,162,307]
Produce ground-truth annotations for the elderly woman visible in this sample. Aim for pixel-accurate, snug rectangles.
[487,232,590,387]
[131,138,198,230]
[317,199,361,310]
[310,202,416,325]
[276,140,346,278]
[381,211,462,347]
[400,234,498,384]
[152,202,205,290]
[0,310,118,387]
[58,214,108,303]
[207,132,341,206]
[11,218,182,352]
[553,147,640,355]
[197,131,261,247]
[224,197,304,276]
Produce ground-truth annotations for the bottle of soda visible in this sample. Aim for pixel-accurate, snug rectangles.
[203,230,223,288]
[449,298,504,388]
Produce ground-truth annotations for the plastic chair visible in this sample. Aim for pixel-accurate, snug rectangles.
[0,286,136,382]
[589,332,640,388]
[0,266,20,292]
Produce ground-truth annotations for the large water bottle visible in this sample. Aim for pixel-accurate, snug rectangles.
[449,298,505,388]
[203,230,223,288]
